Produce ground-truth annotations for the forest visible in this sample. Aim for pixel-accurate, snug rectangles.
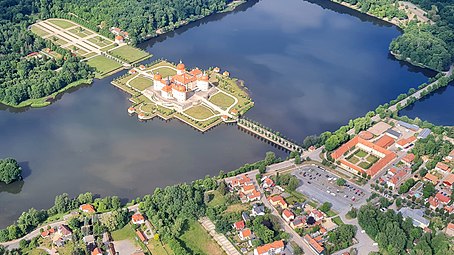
[336,0,454,71]
[358,205,453,255]
[0,0,93,106]
[0,158,22,184]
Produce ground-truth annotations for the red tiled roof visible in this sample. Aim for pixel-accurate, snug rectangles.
[269,196,287,208]
[240,228,251,238]
[443,174,454,186]
[304,234,324,254]
[132,213,145,223]
[374,135,395,148]
[428,196,439,208]
[176,62,185,70]
[282,209,294,219]
[172,73,196,85]
[162,85,172,93]
[448,222,454,230]
[402,153,415,163]
[80,204,96,213]
[234,220,245,230]
[424,173,439,184]
[256,240,284,255]
[189,68,202,76]
[136,230,147,242]
[396,136,417,147]
[436,162,450,171]
[91,248,102,255]
[435,192,451,204]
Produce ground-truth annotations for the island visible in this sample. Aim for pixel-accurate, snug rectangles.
[0,158,22,184]
[112,60,254,131]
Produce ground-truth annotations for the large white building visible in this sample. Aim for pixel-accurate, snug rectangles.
[152,62,210,102]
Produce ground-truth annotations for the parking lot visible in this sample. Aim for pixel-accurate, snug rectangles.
[293,165,369,212]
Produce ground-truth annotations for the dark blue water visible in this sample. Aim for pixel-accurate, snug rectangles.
[400,82,454,125]
[0,0,436,227]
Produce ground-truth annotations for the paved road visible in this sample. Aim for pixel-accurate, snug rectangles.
[199,217,240,255]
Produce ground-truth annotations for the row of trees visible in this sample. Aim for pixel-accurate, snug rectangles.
[0,158,21,184]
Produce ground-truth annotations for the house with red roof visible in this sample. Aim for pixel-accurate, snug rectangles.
[80,204,96,213]
[132,213,145,225]
[231,174,252,188]
[402,153,415,166]
[91,247,102,255]
[254,240,285,255]
[41,228,55,238]
[247,189,261,202]
[282,209,295,222]
[446,222,454,237]
[387,169,408,189]
[435,192,451,205]
[396,136,417,150]
[445,149,454,161]
[374,135,395,149]
[443,174,454,187]
[428,196,440,210]
[269,196,287,209]
[424,173,439,185]
[241,184,255,194]
[290,216,306,229]
[304,234,325,255]
[136,230,148,244]
[310,210,325,222]
[435,162,451,172]
[233,220,245,231]
[261,177,275,189]
[239,228,252,241]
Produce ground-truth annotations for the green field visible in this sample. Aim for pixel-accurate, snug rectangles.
[49,36,68,46]
[184,105,215,120]
[358,161,372,169]
[209,92,235,109]
[109,45,151,63]
[101,44,118,52]
[180,220,225,255]
[69,27,93,38]
[30,26,49,37]
[86,55,123,76]
[112,224,136,241]
[332,216,344,225]
[347,156,360,164]
[48,19,75,29]
[354,150,368,158]
[206,190,227,208]
[88,36,113,48]
[366,154,379,164]
[152,66,177,78]
[148,237,174,255]
[129,76,153,91]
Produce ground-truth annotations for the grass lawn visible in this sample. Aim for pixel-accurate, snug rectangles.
[140,103,156,113]
[57,241,76,255]
[332,216,344,225]
[152,66,177,78]
[86,55,123,76]
[112,224,136,241]
[184,105,215,120]
[209,92,235,109]
[358,161,372,169]
[109,45,151,63]
[326,210,337,217]
[129,76,153,91]
[30,26,49,37]
[48,19,75,29]
[206,190,227,208]
[347,156,360,164]
[215,75,253,114]
[29,249,48,255]
[69,27,93,38]
[180,220,225,255]
[49,36,68,46]
[147,238,174,255]
[354,150,367,158]
[224,203,249,214]
[87,36,113,48]
[101,44,118,52]
[366,154,379,164]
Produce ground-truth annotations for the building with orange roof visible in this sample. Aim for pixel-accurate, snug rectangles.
[261,177,274,189]
[445,149,454,161]
[132,213,145,225]
[139,65,146,70]
[304,234,325,255]
[358,131,374,140]
[424,173,439,185]
[310,210,325,221]
[396,136,417,150]
[247,189,261,202]
[233,220,245,230]
[443,174,454,186]
[428,196,440,210]
[374,135,395,149]
[128,69,137,74]
[176,61,185,75]
[136,230,147,244]
[241,184,255,194]
[239,228,252,240]
[290,216,306,229]
[269,195,287,209]
[402,153,415,166]
[41,228,55,238]
[282,209,295,222]
[446,222,454,237]
[231,174,252,188]
[91,247,102,255]
[387,169,407,189]
[331,136,397,177]
[80,204,96,213]
[254,240,285,255]
[435,192,451,204]
[115,35,124,44]
[189,68,202,77]
[435,162,451,172]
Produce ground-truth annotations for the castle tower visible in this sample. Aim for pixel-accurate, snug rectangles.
[176,61,185,75]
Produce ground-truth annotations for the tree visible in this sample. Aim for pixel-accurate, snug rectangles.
[287,177,299,191]
[319,202,332,213]
[0,158,22,184]
[217,181,227,196]
[422,182,435,198]
[264,152,276,165]
[336,178,346,187]
[294,154,302,165]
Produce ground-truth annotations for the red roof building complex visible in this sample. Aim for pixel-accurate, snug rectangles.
[331,136,397,177]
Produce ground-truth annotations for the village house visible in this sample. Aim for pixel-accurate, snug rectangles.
[290,216,306,229]
[132,212,145,225]
[136,230,148,244]
[304,234,325,255]
[435,192,451,205]
[401,153,415,166]
[251,204,265,216]
[269,195,287,209]
[230,174,252,188]
[445,223,454,237]
[445,149,454,161]
[261,177,275,189]
[254,240,285,255]
[443,174,454,187]
[396,136,417,150]
[428,196,440,210]
[80,204,96,213]
[386,168,408,189]
[435,162,451,172]
[233,220,245,231]
[310,210,325,222]
[282,209,295,222]
[40,228,55,238]
[91,247,102,255]
[424,173,439,185]
[239,228,252,241]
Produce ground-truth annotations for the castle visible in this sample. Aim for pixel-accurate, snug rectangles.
[152,62,210,102]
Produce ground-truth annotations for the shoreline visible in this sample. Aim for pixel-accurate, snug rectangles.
[0,78,93,109]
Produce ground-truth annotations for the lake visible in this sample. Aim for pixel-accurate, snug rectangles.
[0,0,434,227]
